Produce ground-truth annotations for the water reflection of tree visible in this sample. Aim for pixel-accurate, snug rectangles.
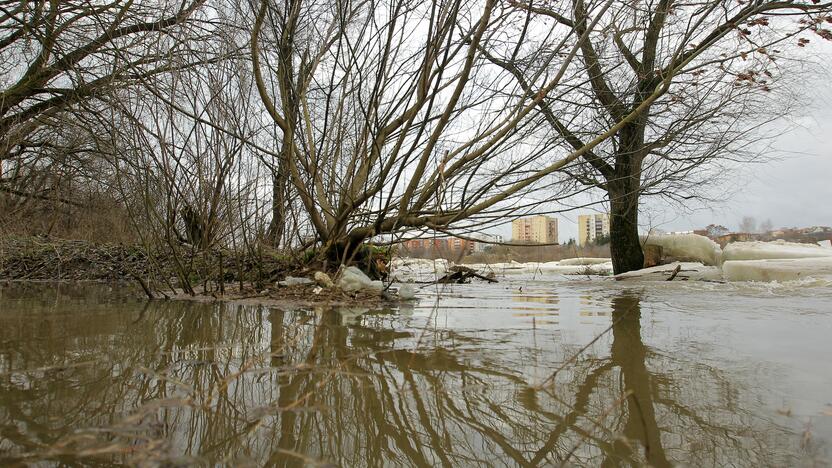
[0,288,806,466]
[607,295,669,467]
[253,295,795,467]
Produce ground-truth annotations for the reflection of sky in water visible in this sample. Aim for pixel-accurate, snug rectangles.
[0,280,830,466]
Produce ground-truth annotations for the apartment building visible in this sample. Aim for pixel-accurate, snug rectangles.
[402,237,476,256]
[511,215,558,244]
[577,213,611,246]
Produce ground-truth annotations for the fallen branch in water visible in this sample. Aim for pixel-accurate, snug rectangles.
[436,266,498,284]
[666,264,682,281]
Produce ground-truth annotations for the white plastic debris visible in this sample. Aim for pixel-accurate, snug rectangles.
[819,240,831,249]
[337,266,383,294]
[723,240,832,262]
[278,276,313,286]
[641,233,723,266]
[722,257,832,282]
[313,271,334,288]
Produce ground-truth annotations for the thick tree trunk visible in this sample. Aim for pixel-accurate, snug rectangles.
[608,121,647,275]
[608,187,643,274]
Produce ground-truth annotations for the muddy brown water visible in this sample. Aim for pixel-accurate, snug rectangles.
[0,279,830,466]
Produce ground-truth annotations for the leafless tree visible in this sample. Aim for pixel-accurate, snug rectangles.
[483,0,832,273]
[249,0,681,264]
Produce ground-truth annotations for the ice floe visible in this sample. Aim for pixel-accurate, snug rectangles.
[722,257,832,282]
[558,257,612,266]
[613,262,723,281]
[641,233,722,266]
[390,237,832,284]
[723,240,832,262]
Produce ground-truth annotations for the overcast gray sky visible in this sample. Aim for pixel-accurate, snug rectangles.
[494,83,832,244]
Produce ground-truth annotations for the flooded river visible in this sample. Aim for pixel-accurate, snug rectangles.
[1,278,830,466]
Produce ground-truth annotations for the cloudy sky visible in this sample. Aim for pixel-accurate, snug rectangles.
[494,81,832,244]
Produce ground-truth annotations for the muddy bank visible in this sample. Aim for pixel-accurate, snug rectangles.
[0,236,297,282]
[0,236,155,281]
[0,237,406,307]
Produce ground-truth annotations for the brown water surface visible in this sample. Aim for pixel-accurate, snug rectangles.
[0,280,830,466]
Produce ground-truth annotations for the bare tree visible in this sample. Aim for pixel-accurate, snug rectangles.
[484,0,832,273]
[249,0,685,265]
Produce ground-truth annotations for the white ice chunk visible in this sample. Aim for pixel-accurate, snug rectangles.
[723,240,832,262]
[389,258,451,282]
[722,257,832,282]
[558,257,612,266]
[396,283,417,300]
[641,234,722,266]
[614,262,723,281]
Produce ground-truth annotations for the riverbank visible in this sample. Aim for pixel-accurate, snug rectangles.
[0,236,402,307]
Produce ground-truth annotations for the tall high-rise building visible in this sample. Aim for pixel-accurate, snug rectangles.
[512,215,558,244]
[577,213,611,246]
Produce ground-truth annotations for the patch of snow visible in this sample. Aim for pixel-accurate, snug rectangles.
[722,257,832,282]
[641,234,722,266]
[723,240,832,262]
[614,262,723,282]
[819,240,831,249]
[465,261,613,276]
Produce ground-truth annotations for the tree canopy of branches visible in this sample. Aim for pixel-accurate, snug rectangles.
[0,0,210,216]
[1,0,831,276]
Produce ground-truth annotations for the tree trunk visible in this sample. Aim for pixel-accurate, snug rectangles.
[608,187,643,274]
[267,167,288,247]
[268,143,290,248]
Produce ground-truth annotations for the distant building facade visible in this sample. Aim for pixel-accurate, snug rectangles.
[468,233,503,253]
[402,237,476,256]
[512,215,558,244]
[577,213,610,246]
